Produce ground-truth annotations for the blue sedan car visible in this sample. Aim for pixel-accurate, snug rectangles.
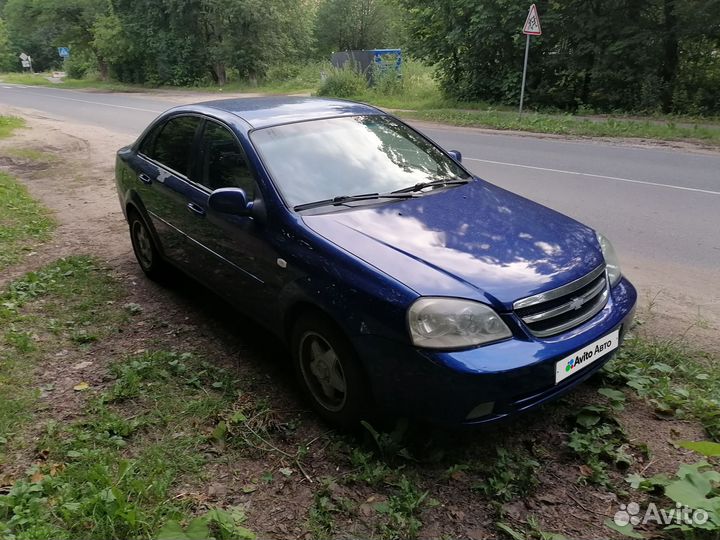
[115,97,636,428]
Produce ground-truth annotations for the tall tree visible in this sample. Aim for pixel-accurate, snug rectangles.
[315,0,400,53]
[401,0,720,113]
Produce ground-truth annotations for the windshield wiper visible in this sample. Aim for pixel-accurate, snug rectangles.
[391,178,470,194]
[294,192,418,212]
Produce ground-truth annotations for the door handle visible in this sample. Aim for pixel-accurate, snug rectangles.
[186,202,206,217]
[138,173,152,184]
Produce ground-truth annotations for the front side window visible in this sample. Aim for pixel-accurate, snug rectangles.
[199,122,255,198]
[250,115,470,209]
[149,116,202,177]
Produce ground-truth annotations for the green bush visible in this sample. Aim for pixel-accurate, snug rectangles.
[317,66,367,98]
[63,51,96,79]
[371,66,404,96]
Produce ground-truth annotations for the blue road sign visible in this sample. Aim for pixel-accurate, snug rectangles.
[58,47,70,58]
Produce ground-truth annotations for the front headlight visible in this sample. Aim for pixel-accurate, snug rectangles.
[408,297,512,349]
[597,232,622,287]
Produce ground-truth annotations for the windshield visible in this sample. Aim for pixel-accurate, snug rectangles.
[250,115,471,209]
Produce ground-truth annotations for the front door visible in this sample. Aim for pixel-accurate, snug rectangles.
[178,119,279,318]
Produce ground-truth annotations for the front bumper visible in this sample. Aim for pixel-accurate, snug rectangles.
[354,277,637,426]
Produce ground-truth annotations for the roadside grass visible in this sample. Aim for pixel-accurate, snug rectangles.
[314,61,720,143]
[0,69,317,95]
[603,337,720,441]
[0,171,54,271]
[1,350,243,539]
[0,72,139,92]
[0,258,251,538]
[392,109,720,144]
[0,257,122,463]
[0,116,24,139]
[0,115,54,271]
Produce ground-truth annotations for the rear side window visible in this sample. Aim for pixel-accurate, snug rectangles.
[145,116,201,177]
[199,121,256,197]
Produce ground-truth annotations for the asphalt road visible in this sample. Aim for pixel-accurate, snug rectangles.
[1,83,719,323]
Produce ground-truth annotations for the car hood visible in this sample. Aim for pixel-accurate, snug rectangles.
[301,179,603,310]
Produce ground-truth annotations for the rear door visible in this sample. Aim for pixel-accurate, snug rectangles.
[133,115,203,265]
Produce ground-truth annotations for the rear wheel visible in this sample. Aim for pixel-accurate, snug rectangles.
[128,210,168,280]
[291,312,370,429]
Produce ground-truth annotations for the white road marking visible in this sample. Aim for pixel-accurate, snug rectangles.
[2,84,163,113]
[1,82,717,197]
[465,157,720,196]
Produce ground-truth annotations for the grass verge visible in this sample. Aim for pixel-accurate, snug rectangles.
[0,257,122,462]
[603,336,720,440]
[0,71,315,95]
[393,109,720,144]
[0,115,54,271]
[0,350,243,539]
[0,257,254,538]
[0,117,24,139]
[0,171,54,271]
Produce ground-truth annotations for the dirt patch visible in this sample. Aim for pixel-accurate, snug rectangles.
[0,106,134,288]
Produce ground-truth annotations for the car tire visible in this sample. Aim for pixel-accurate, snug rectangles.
[128,210,168,281]
[291,311,370,429]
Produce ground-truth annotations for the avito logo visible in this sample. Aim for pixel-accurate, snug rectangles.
[565,350,594,372]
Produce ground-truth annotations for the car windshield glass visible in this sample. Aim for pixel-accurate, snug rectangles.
[250,115,471,209]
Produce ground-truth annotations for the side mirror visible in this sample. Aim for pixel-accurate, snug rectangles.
[208,187,252,216]
[448,150,462,163]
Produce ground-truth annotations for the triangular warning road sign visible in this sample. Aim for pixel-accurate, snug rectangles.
[523,4,542,36]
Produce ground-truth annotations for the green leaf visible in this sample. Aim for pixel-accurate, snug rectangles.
[231,526,256,539]
[496,522,526,540]
[677,440,720,457]
[604,518,645,538]
[650,362,673,373]
[599,387,626,402]
[212,421,227,441]
[156,520,191,540]
[576,412,601,428]
[665,478,712,509]
[231,411,247,423]
[98,487,116,503]
[626,472,646,489]
[184,517,212,540]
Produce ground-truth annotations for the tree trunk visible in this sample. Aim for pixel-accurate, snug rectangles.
[214,62,227,86]
[98,59,109,81]
[660,0,679,113]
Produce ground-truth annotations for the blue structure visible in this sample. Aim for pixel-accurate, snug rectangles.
[370,49,402,72]
[330,49,402,83]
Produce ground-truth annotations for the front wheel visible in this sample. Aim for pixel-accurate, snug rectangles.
[291,312,370,429]
[128,210,168,281]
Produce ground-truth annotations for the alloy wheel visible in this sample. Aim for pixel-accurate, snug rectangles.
[299,331,348,412]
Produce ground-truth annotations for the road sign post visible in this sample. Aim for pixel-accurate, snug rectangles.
[519,4,542,114]
[19,52,32,72]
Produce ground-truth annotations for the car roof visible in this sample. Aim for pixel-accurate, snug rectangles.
[186,96,384,130]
